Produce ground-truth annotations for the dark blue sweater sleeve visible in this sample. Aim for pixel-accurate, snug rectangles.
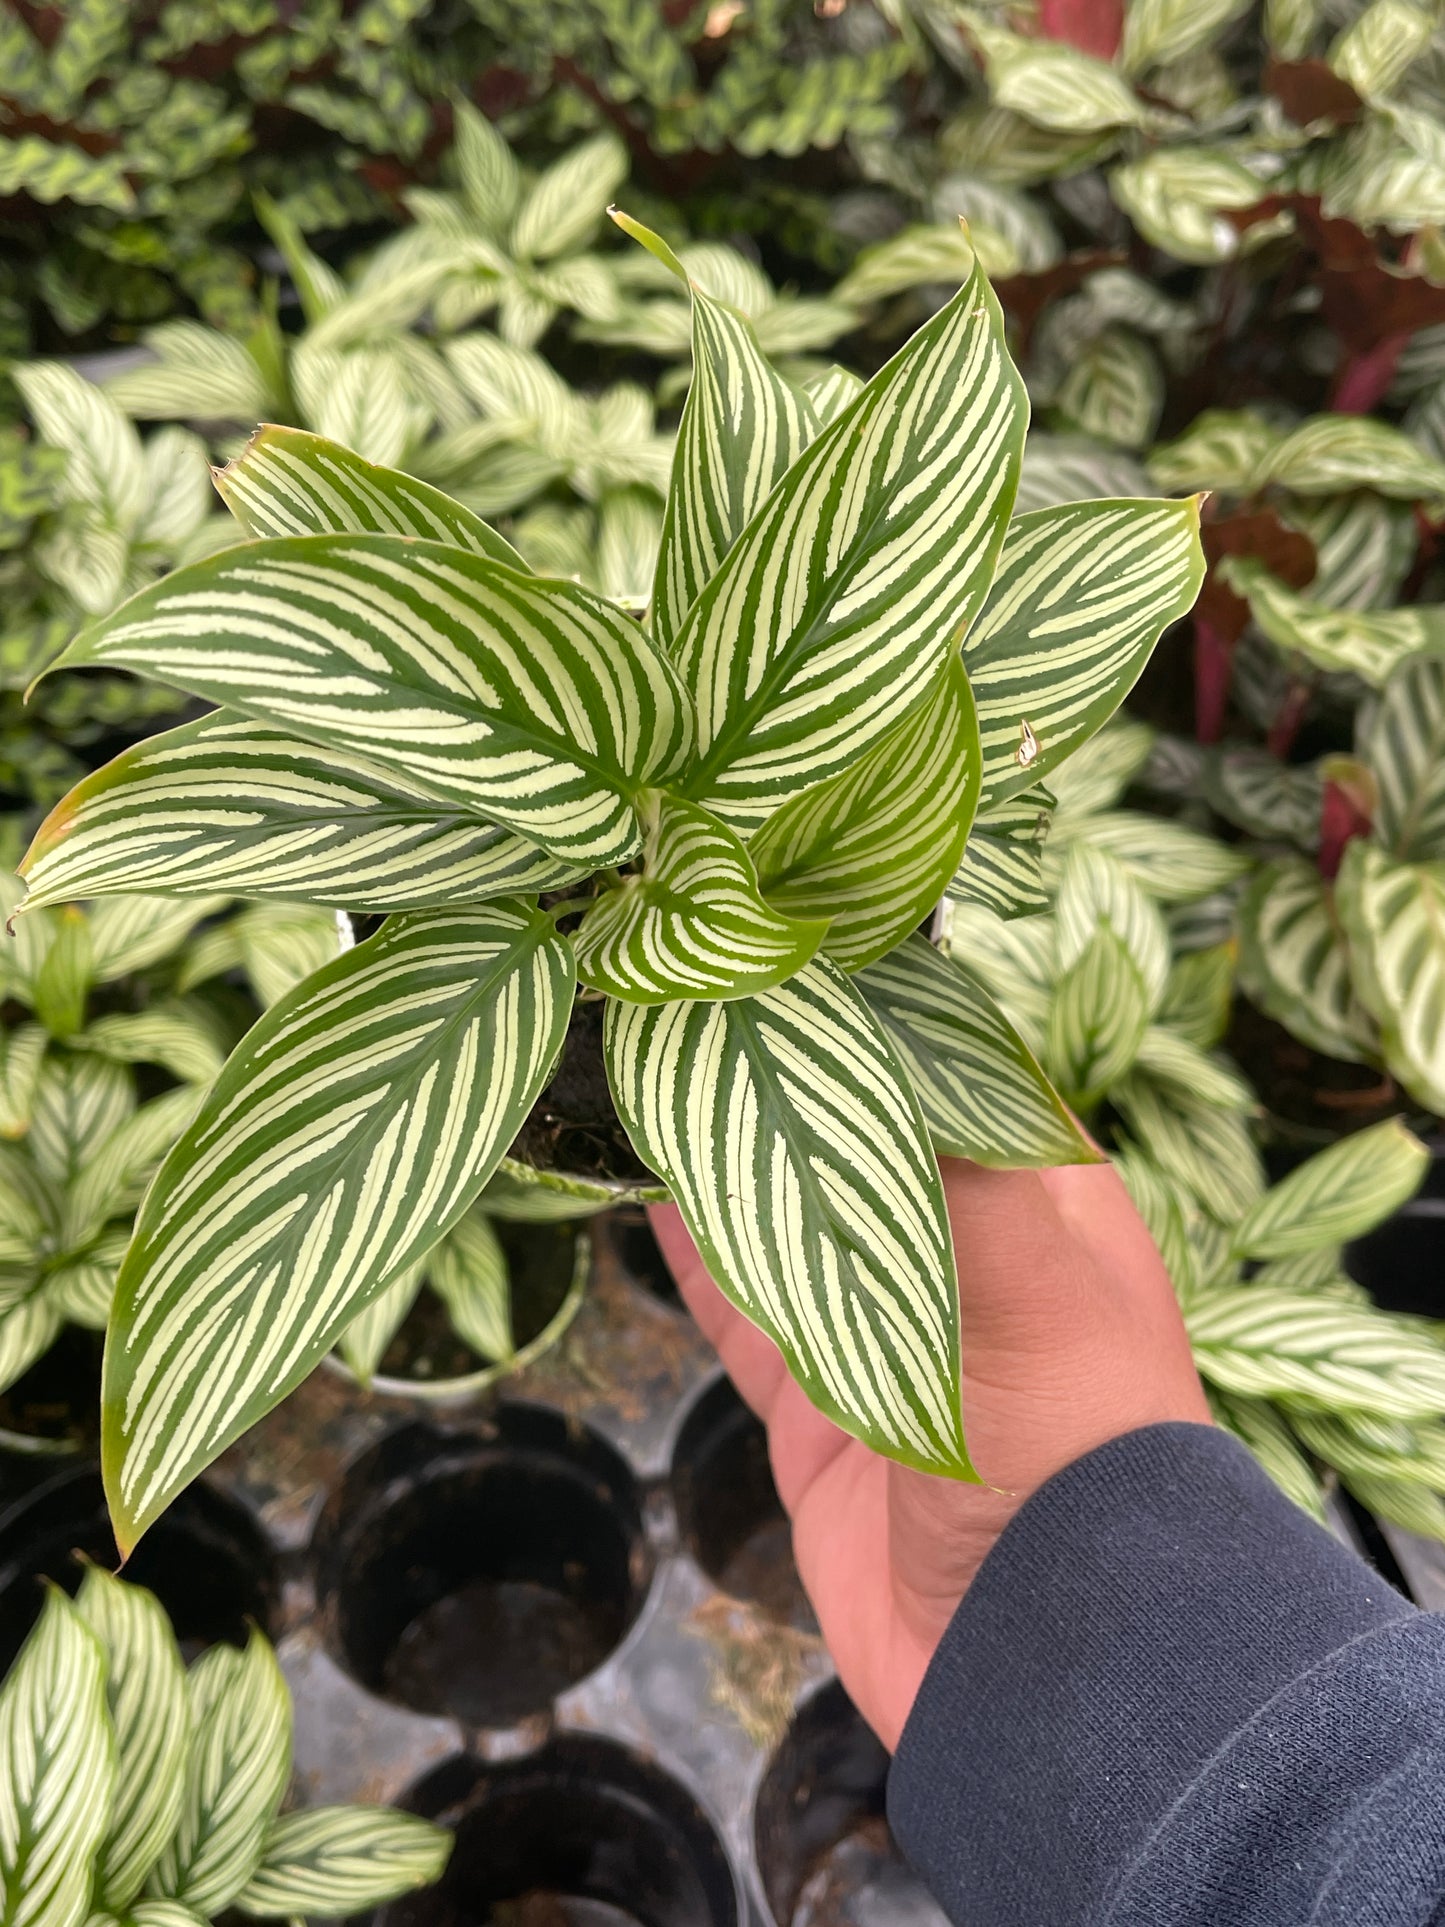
[887,1422,1445,1926]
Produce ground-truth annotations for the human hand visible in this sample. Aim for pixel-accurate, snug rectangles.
[650,1158,1210,1750]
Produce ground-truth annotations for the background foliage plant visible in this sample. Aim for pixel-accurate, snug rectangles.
[17,228,1204,1549]
[0,1570,450,1923]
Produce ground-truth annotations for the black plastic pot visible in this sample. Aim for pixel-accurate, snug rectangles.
[0,1225,921,1924]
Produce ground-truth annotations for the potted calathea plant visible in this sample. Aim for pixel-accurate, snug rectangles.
[0,1567,449,1919]
[13,219,1205,1553]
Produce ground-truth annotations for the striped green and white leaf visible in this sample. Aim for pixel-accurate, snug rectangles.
[1263,417,1445,504]
[1133,1028,1253,1114]
[1340,1469,1445,1538]
[1232,1120,1428,1260]
[1237,859,1378,1065]
[1221,559,1445,686]
[336,1263,425,1383]
[1206,751,1322,847]
[1148,410,1283,496]
[180,904,341,1012]
[1055,329,1162,451]
[964,13,1147,131]
[857,936,1095,1167]
[942,899,1055,1054]
[1335,842,1445,1114]
[1158,942,1235,1051]
[30,911,90,1040]
[0,1297,64,1396]
[102,905,575,1552]
[1056,845,1170,1007]
[606,962,973,1477]
[947,785,1053,919]
[428,1208,513,1363]
[233,1807,452,1918]
[72,1011,223,1089]
[1048,717,1155,818]
[0,1026,46,1139]
[74,1567,187,1911]
[1121,0,1252,73]
[1207,1388,1326,1521]
[640,222,817,649]
[1045,926,1151,1108]
[150,1632,290,1915]
[749,657,982,972]
[0,1589,114,1927]
[672,259,1025,829]
[1112,1142,1199,1296]
[63,1091,199,1251]
[1292,1409,1445,1496]
[1365,656,1445,861]
[962,498,1204,805]
[1330,0,1434,100]
[47,536,694,868]
[1112,1074,1265,1224]
[1050,810,1250,902]
[1253,1246,1352,1295]
[29,1057,132,1189]
[836,223,996,306]
[1187,1286,1445,1421]
[573,794,826,1003]
[19,714,584,915]
[1283,493,1416,614]
[1111,151,1271,264]
[214,425,527,567]
[85,899,222,986]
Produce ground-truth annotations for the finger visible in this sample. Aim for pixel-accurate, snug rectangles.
[647,1203,792,1421]
[647,1202,855,1509]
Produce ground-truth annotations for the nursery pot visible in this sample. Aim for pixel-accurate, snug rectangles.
[327,1222,592,1405]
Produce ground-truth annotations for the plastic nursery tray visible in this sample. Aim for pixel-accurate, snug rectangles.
[0,1213,951,1927]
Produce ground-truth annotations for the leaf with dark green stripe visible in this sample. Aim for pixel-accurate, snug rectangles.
[215,426,528,568]
[1336,841,1445,1114]
[605,962,974,1477]
[1366,656,1445,862]
[964,497,1205,804]
[0,1589,115,1927]
[947,784,1053,919]
[1232,1119,1428,1259]
[150,1631,290,1914]
[857,936,1095,1167]
[234,1807,452,1917]
[574,793,825,1003]
[647,232,817,648]
[102,905,576,1552]
[1111,1074,1264,1223]
[1047,926,1151,1109]
[1187,1285,1445,1420]
[20,713,585,915]
[428,1208,513,1362]
[747,657,981,973]
[75,1567,187,1911]
[673,257,1026,829]
[1237,858,1378,1065]
[1207,1388,1325,1520]
[48,536,694,868]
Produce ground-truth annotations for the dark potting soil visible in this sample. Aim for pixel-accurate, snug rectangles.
[508,998,654,1185]
[1228,997,1410,1140]
[0,1326,103,1452]
[383,1575,623,1727]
